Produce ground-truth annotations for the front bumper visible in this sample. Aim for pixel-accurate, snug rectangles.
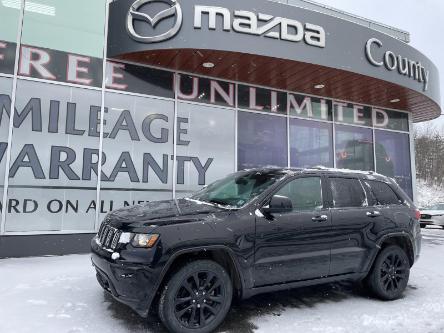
[91,240,161,317]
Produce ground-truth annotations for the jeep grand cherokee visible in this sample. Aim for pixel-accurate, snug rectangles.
[91,168,421,333]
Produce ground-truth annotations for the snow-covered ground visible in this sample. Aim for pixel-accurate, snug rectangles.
[1,228,444,333]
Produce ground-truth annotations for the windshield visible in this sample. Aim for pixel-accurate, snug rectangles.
[190,170,285,208]
[424,203,444,210]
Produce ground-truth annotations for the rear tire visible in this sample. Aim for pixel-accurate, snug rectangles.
[366,245,410,300]
[158,260,233,333]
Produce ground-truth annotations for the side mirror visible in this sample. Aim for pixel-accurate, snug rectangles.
[263,195,293,214]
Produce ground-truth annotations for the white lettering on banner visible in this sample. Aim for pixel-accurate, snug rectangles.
[19,47,56,80]
[333,101,347,122]
[353,105,366,125]
[365,38,430,91]
[177,75,199,100]
[0,42,6,61]
[67,55,92,85]
[373,108,389,128]
[106,62,128,90]
[288,95,313,118]
[194,6,325,48]
[249,87,264,111]
[210,80,234,106]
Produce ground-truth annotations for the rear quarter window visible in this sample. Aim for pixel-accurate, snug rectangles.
[364,180,401,205]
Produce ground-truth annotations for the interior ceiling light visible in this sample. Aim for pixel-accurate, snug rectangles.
[314,84,325,89]
[202,62,215,68]
[2,0,56,16]
[390,98,401,103]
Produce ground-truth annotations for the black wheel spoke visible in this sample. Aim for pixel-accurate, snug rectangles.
[199,306,205,326]
[192,273,200,290]
[204,303,218,315]
[190,306,197,325]
[183,280,195,295]
[175,296,192,306]
[207,295,223,303]
[208,280,222,294]
[177,305,193,317]
[203,272,215,290]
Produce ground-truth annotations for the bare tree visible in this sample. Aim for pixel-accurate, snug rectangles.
[414,124,444,185]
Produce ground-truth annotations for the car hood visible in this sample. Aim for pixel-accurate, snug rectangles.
[104,198,230,230]
[421,210,444,216]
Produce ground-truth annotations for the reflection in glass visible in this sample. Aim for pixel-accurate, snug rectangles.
[375,130,412,198]
[238,111,288,170]
[20,0,106,58]
[290,118,333,168]
[335,124,374,171]
[176,103,236,196]
[276,177,323,211]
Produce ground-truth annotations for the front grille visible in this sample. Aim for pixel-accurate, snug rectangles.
[97,222,121,251]
[421,214,432,220]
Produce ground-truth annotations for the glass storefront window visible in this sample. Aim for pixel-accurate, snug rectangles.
[238,85,287,115]
[177,75,235,108]
[176,102,236,197]
[238,111,288,170]
[1,1,21,232]
[99,91,175,221]
[373,109,409,132]
[5,80,101,232]
[21,0,106,58]
[0,78,13,226]
[335,124,374,171]
[334,102,372,127]
[290,118,333,168]
[0,0,21,43]
[375,130,412,198]
[288,93,332,121]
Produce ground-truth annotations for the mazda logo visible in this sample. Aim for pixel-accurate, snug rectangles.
[126,0,183,43]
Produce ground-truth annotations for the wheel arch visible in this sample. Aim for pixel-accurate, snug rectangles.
[376,233,415,267]
[151,246,245,310]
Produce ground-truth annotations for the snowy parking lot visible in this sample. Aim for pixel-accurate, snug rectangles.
[1,227,444,333]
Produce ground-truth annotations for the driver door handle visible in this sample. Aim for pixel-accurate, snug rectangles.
[312,215,328,222]
[366,211,381,218]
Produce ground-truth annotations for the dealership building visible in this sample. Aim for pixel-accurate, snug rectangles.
[0,0,441,257]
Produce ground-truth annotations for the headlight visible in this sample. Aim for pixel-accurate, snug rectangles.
[131,234,160,248]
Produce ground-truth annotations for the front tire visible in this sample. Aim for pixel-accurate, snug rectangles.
[158,260,233,333]
[366,245,410,300]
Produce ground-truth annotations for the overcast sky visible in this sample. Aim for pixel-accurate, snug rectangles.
[313,0,444,129]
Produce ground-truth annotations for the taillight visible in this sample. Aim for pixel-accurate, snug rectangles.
[415,209,421,220]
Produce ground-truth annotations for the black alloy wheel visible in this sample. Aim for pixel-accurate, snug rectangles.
[367,245,410,300]
[159,260,233,333]
[379,252,409,294]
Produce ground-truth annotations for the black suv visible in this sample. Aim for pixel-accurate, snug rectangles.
[91,168,422,333]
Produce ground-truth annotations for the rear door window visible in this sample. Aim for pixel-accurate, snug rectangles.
[330,177,367,208]
[364,180,401,205]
